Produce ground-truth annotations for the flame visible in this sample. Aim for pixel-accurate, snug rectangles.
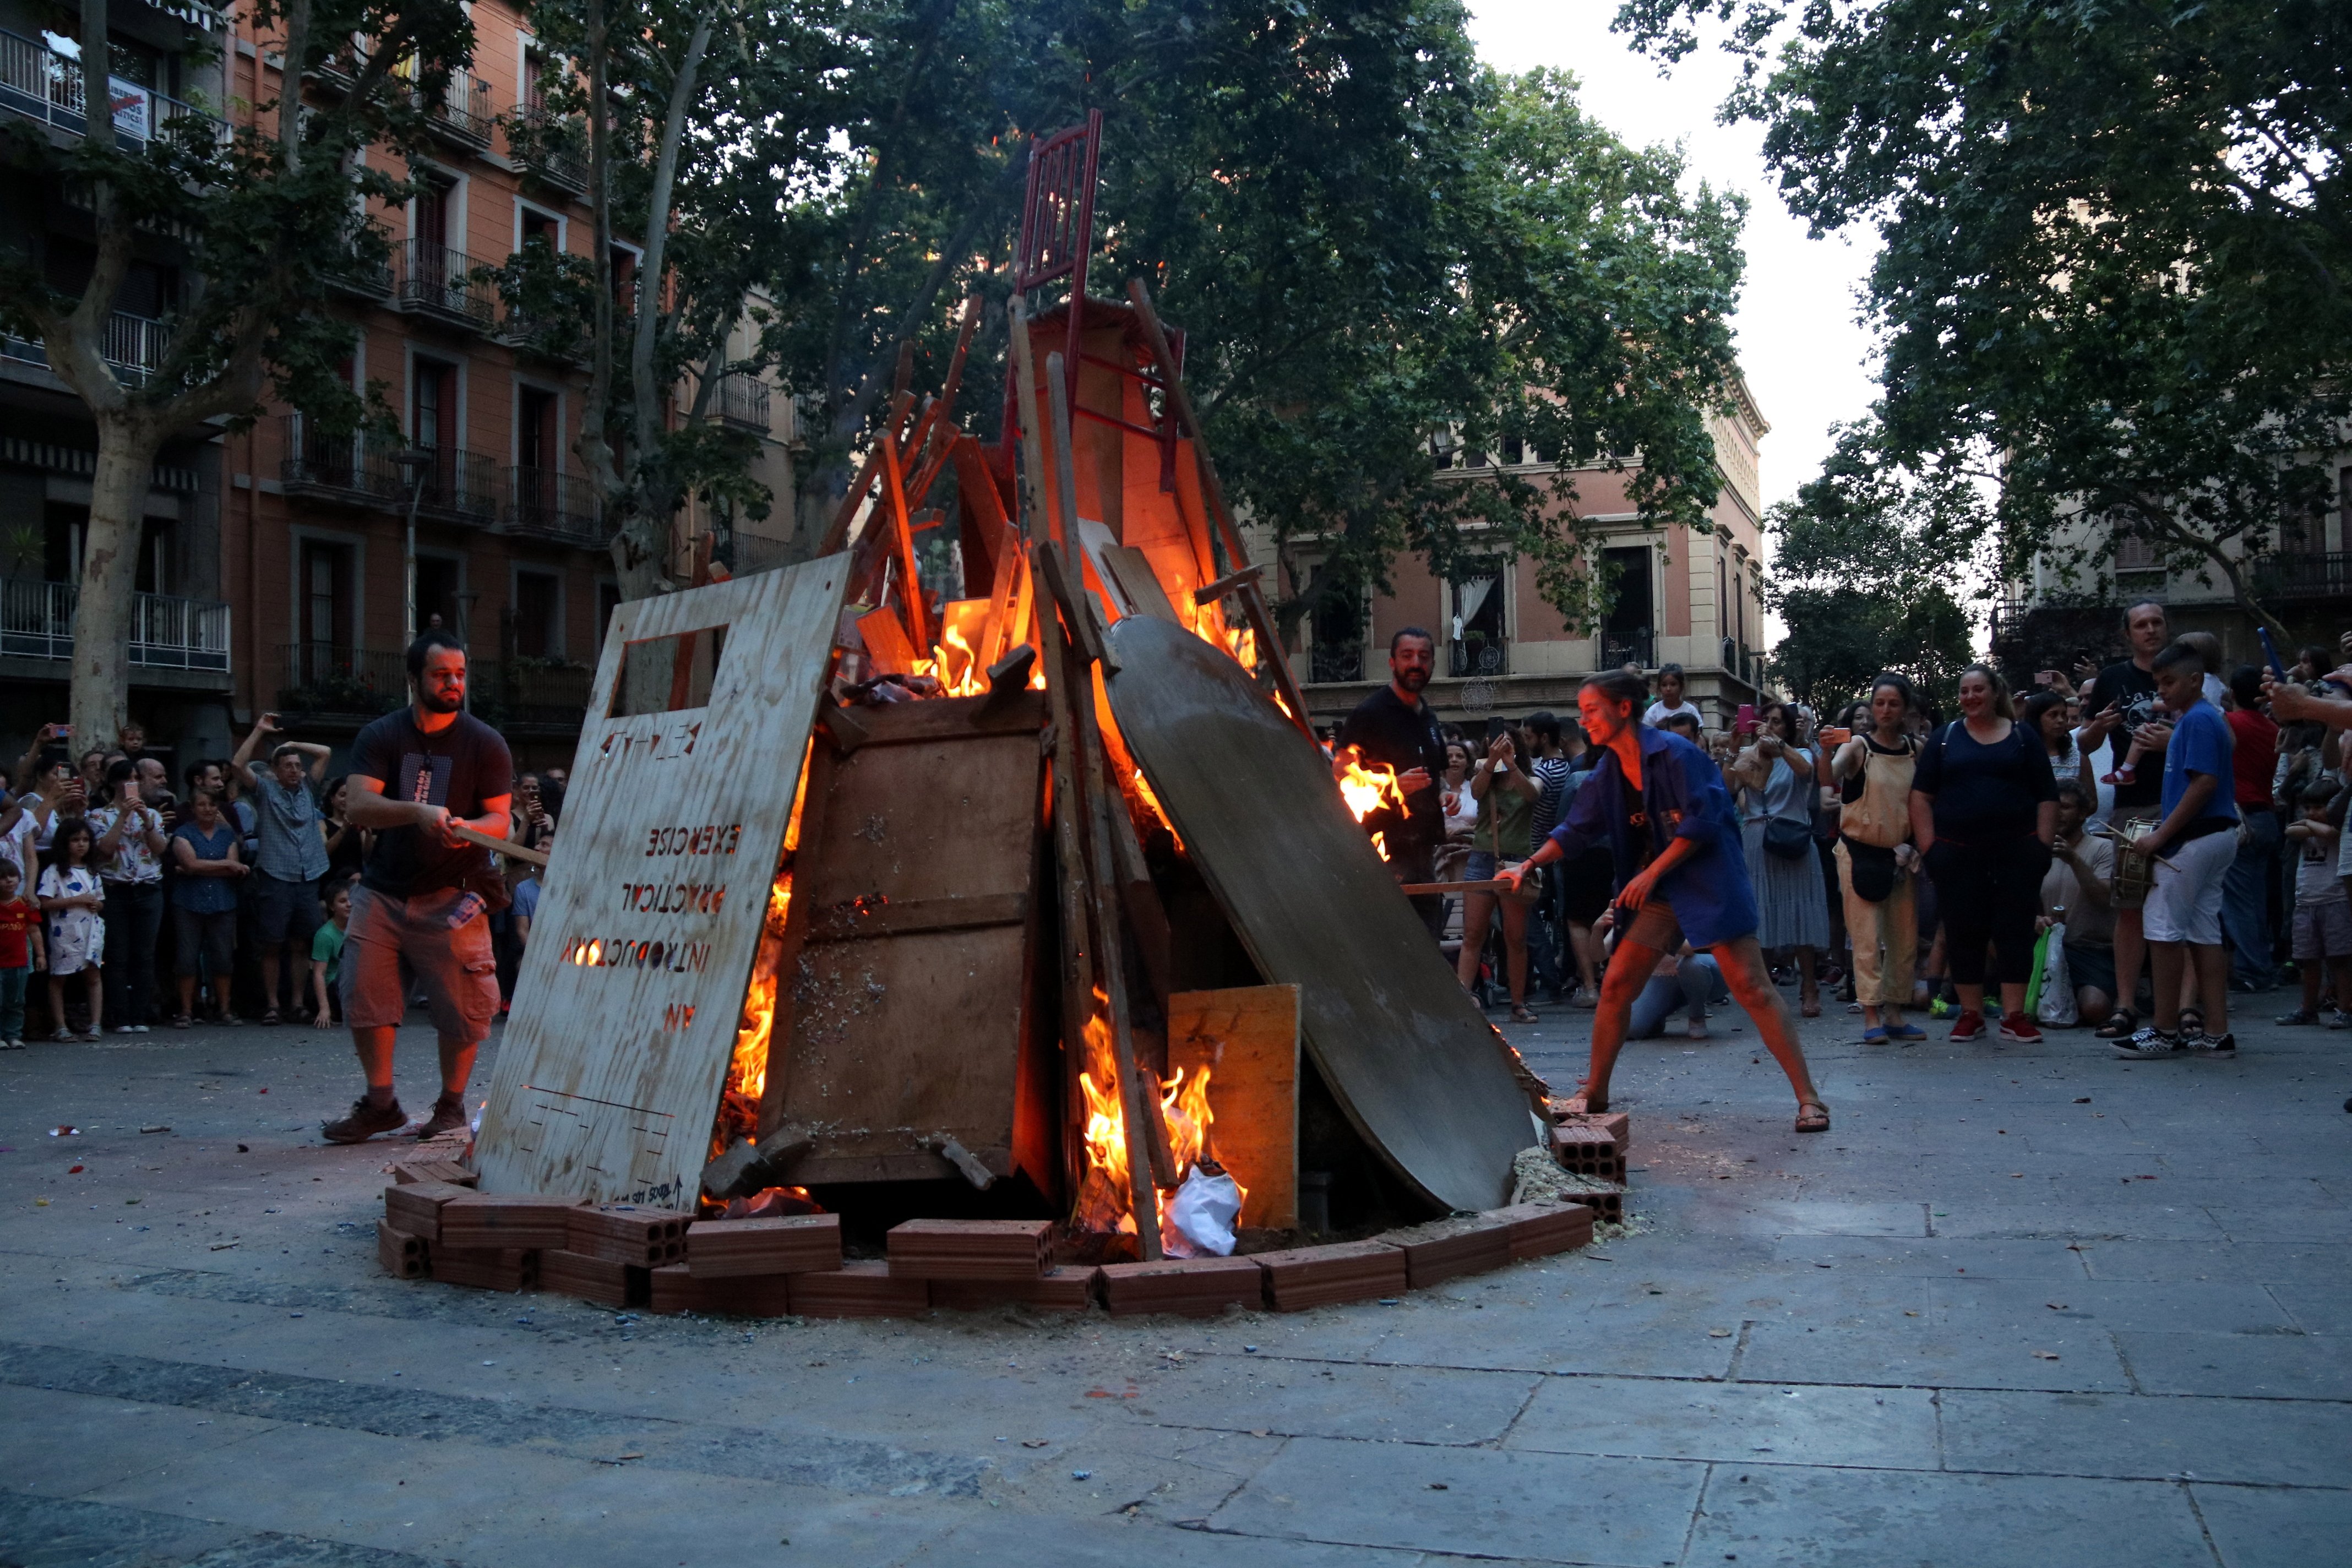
[1225,620,1256,668]
[1070,990,1246,1249]
[918,621,988,698]
[1370,831,1387,862]
[1131,766,1183,852]
[1272,688,1297,722]
[715,749,812,1158]
[1336,745,1407,823]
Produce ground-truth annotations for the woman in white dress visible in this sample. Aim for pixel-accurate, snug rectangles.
[40,818,106,1040]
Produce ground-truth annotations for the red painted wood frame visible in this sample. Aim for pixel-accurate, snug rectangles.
[1009,110,1103,434]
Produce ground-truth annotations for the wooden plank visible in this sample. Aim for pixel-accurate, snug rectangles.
[754,678,1055,1196]
[1166,984,1300,1231]
[1192,563,1263,607]
[448,821,548,868]
[1399,880,1511,896]
[858,606,918,677]
[472,559,849,1208]
[1007,295,1056,545]
[1036,574,1102,1207]
[1102,613,1533,1213]
[879,435,932,654]
[1099,544,1182,625]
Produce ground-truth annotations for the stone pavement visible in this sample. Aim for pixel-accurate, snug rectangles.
[1,997,2348,1568]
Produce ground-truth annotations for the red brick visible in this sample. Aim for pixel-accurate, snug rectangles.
[429,1248,537,1292]
[382,1180,471,1243]
[1381,1215,1514,1289]
[685,1214,842,1278]
[1490,1200,1596,1260]
[437,1193,581,1251]
[928,1267,1101,1314]
[1251,1242,1407,1312]
[1099,1256,1265,1317]
[377,1218,428,1279]
[391,1159,477,1188]
[568,1206,690,1267]
[647,1264,796,1317]
[539,1249,648,1309]
[1544,1105,1631,1147]
[790,1260,931,1319]
[886,1219,1053,1281]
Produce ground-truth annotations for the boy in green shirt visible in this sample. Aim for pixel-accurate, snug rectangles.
[309,880,352,1025]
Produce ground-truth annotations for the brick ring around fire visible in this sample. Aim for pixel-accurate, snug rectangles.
[375,1115,1627,1319]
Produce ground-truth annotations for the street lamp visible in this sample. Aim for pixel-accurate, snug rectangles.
[395,448,434,641]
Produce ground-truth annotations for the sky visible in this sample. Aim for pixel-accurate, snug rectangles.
[1464,0,1883,515]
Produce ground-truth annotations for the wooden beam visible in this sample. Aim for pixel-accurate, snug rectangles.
[1007,295,1052,545]
[1036,579,1107,1222]
[1046,351,1083,559]
[1398,880,1511,896]
[450,822,549,869]
[879,434,932,654]
[1032,539,1112,671]
[1192,563,1264,607]
[908,296,983,508]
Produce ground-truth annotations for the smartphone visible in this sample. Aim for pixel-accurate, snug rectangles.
[1735,703,1756,731]
[2258,625,2287,680]
[2035,670,2057,687]
[1485,715,1506,742]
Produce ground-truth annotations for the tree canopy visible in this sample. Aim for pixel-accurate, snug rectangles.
[1615,0,2352,634]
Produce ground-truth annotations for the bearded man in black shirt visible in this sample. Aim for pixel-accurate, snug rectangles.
[1337,627,1450,938]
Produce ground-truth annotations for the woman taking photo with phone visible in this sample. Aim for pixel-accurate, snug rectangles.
[1457,721,1542,1023]
[1732,700,1831,1016]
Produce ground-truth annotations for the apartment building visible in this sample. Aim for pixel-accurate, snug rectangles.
[1269,377,1773,731]
[0,0,798,775]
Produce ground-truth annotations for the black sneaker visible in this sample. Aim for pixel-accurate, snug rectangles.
[2277,1009,2319,1026]
[322,1097,408,1144]
[2113,1026,2187,1059]
[2190,1032,2237,1054]
[414,1093,469,1140]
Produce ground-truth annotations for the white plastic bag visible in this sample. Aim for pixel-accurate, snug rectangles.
[1163,1166,1243,1257]
[2036,923,2077,1027]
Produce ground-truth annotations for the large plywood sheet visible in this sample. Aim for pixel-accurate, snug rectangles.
[1103,615,1533,1212]
[757,691,1055,1192]
[473,558,850,1207]
[1168,984,1299,1229]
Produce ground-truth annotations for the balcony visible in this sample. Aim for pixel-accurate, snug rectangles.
[279,413,404,505]
[395,239,498,331]
[327,222,394,301]
[1598,629,1653,672]
[506,465,604,543]
[509,98,587,194]
[2252,551,2352,604]
[410,445,499,521]
[1,29,228,150]
[278,643,405,718]
[3,578,231,672]
[1309,643,1364,684]
[420,67,493,150]
[302,39,372,98]
[1450,633,1507,679]
[715,373,772,433]
[2,310,170,386]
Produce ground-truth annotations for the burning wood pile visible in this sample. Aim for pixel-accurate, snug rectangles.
[387,116,1625,1321]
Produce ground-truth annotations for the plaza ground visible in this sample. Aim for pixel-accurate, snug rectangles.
[1,995,2346,1567]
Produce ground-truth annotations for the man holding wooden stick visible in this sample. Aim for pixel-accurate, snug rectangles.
[323,631,514,1144]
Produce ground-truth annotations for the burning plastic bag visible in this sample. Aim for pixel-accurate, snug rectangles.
[1163,1165,1242,1257]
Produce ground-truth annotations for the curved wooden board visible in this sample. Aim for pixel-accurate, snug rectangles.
[1103,615,1533,1211]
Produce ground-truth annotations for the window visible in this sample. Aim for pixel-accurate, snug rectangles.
[135,519,171,595]
[1304,564,1365,684]
[2112,524,2160,574]
[416,556,460,636]
[415,176,453,249]
[413,358,455,448]
[518,385,556,470]
[521,207,559,248]
[597,580,622,650]
[513,569,560,657]
[300,538,352,648]
[1601,546,1654,669]
[1447,560,1507,677]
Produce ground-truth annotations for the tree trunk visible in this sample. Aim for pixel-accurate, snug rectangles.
[73,415,159,744]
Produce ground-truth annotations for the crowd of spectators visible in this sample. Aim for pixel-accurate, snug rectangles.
[0,716,559,1047]
[1329,601,2349,1060]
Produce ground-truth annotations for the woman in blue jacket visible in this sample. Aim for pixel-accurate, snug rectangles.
[1505,670,1830,1134]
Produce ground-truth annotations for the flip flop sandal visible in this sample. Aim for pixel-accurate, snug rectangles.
[1509,1006,1539,1025]
[2178,1007,2205,1037]
[1795,1100,1832,1134]
[2094,1009,2139,1039]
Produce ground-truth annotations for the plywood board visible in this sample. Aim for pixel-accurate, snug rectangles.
[1103,614,1533,1212]
[1168,984,1299,1229]
[756,690,1055,1193]
[473,558,850,1207]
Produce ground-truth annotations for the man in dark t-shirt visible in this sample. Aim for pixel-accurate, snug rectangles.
[2077,598,2172,1033]
[1337,627,1450,937]
[323,631,515,1143]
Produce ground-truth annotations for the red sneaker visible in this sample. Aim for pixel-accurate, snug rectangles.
[1997,1011,2043,1043]
[1948,1009,1985,1042]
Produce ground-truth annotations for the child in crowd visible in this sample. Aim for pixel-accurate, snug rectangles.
[0,858,44,1048]
[310,879,352,1026]
[2280,782,2352,1027]
[39,819,105,1041]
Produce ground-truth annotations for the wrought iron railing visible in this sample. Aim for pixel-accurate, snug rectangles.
[1450,634,1507,678]
[395,239,498,328]
[478,658,593,727]
[507,465,602,542]
[2252,551,2352,603]
[1309,643,1364,684]
[715,372,771,432]
[410,445,498,519]
[2,310,169,385]
[279,413,404,503]
[509,97,587,192]
[1598,629,1653,672]
[3,577,231,671]
[0,28,228,149]
[278,643,406,716]
[420,66,492,145]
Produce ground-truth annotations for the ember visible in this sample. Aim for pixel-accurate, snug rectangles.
[1334,747,1407,859]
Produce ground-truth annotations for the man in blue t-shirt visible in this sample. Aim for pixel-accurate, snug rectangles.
[2117,640,2240,1058]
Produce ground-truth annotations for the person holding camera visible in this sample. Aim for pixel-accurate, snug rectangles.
[232,713,333,1025]
[87,758,168,1033]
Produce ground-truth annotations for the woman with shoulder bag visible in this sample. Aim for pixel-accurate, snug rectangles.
[1734,699,1831,1016]
[1909,664,2060,1044]
[1822,673,1925,1042]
